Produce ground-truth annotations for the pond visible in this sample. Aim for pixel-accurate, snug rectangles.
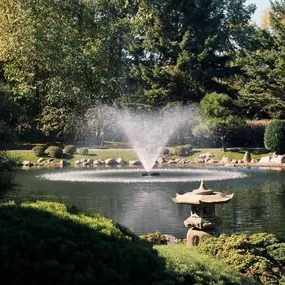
[3,166,285,239]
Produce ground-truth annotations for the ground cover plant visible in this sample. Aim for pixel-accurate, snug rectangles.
[155,245,255,285]
[198,233,285,285]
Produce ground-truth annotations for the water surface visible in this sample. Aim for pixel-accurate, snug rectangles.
[4,166,285,239]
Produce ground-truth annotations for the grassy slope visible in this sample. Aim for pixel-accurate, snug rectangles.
[8,147,272,164]
[0,201,255,285]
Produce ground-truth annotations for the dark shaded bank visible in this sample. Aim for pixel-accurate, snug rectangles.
[0,201,253,285]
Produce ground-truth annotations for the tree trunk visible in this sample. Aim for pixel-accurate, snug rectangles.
[221,136,226,152]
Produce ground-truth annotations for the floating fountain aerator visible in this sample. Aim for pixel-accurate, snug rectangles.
[172,180,234,247]
[139,172,160,177]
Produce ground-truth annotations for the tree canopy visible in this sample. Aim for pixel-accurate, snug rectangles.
[2,0,285,143]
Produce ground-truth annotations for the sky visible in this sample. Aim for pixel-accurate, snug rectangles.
[247,0,271,25]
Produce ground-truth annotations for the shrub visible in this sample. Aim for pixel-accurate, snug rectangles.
[140,232,168,245]
[175,146,190,156]
[264,119,285,154]
[184,144,193,152]
[198,233,285,285]
[78,148,89,155]
[32,146,45,157]
[0,151,20,189]
[46,146,63,158]
[64,145,76,154]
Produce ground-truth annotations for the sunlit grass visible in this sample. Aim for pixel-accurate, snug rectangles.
[8,147,273,164]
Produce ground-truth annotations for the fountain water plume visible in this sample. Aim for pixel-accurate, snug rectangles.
[115,106,197,172]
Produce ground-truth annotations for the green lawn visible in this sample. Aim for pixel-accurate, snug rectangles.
[8,147,273,164]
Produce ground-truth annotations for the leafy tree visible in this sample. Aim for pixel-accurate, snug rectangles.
[0,0,130,115]
[264,119,285,154]
[126,0,255,108]
[39,106,79,142]
[199,92,244,151]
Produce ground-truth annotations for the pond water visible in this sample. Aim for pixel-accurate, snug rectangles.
[3,166,285,239]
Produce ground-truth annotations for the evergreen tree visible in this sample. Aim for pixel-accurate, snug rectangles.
[237,0,285,119]
[126,0,255,108]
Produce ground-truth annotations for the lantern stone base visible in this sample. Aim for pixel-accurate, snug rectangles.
[186,227,220,247]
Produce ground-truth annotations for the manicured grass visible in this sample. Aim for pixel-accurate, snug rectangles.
[155,244,255,285]
[8,149,139,164]
[169,147,273,161]
[8,147,273,164]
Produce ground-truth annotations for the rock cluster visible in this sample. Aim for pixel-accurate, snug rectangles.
[21,151,285,168]
[22,158,70,168]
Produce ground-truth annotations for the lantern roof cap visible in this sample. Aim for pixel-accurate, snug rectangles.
[172,181,234,205]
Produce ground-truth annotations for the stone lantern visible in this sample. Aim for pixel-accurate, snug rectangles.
[172,180,233,247]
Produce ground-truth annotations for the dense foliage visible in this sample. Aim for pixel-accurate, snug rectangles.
[264,119,285,154]
[1,0,285,145]
[198,233,285,285]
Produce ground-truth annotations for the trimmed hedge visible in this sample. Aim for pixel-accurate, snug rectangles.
[32,146,45,157]
[64,145,76,154]
[46,146,63,158]
[78,148,89,155]
[264,119,285,154]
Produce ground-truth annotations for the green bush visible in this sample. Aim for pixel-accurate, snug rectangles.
[140,232,168,245]
[264,119,285,154]
[64,145,76,154]
[175,146,190,156]
[0,201,176,285]
[198,233,285,285]
[184,144,193,152]
[0,151,20,188]
[32,146,45,157]
[78,148,89,155]
[46,146,63,158]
